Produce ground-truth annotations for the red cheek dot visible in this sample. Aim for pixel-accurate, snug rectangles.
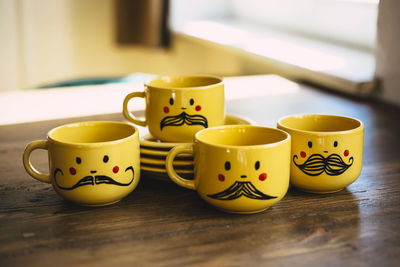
[195,105,201,111]
[300,151,307,158]
[113,166,119,173]
[259,173,267,181]
[163,107,169,113]
[218,174,225,181]
[69,167,76,175]
[344,150,349,157]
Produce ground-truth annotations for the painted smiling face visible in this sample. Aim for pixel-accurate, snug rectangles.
[160,96,208,131]
[207,160,277,200]
[54,155,134,190]
[165,125,291,213]
[288,134,363,193]
[195,149,290,214]
[144,78,225,142]
[277,114,364,193]
[52,151,139,206]
[293,140,354,176]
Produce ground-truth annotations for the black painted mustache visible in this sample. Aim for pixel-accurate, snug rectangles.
[54,166,134,190]
[160,112,208,130]
[207,181,277,200]
[293,154,353,176]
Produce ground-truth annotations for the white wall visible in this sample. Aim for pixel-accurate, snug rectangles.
[0,0,20,91]
[0,0,241,91]
[3,0,398,106]
[375,0,400,105]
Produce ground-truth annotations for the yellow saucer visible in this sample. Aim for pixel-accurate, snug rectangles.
[141,165,194,174]
[140,151,193,161]
[140,148,193,157]
[140,158,193,182]
[142,170,194,181]
[139,114,254,149]
[141,157,193,166]
[139,114,253,182]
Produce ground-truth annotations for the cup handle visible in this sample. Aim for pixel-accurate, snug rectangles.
[22,140,51,183]
[166,144,196,190]
[122,91,147,126]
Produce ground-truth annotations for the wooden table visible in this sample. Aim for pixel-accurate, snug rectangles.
[0,75,399,266]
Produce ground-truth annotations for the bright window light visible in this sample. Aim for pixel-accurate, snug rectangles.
[171,0,379,51]
[170,0,378,94]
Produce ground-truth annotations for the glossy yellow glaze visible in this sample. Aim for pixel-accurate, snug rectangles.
[140,157,193,166]
[138,114,253,149]
[277,114,364,193]
[123,75,225,142]
[141,165,194,174]
[166,125,291,214]
[23,121,140,206]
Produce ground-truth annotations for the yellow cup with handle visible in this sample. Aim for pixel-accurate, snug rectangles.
[123,75,225,142]
[277,114,364,193]
[23,121,140,206]
[165,125,291,214]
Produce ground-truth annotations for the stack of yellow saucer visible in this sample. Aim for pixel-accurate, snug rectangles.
[140,114,254,181]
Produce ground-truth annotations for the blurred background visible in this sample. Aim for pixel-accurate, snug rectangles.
[0,0,399,105]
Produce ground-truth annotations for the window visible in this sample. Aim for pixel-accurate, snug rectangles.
[170,0,379,94]
[230,0,378,51]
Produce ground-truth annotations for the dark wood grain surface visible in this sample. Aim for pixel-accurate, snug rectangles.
[1,81,399,266]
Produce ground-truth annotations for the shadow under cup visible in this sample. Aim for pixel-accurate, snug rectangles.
[23,121,141,207]
[277,114,364,193]
[166,125,291,214]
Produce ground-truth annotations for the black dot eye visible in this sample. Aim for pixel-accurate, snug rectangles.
[103,155,109,163]
[334,141,338,147]
[76,157,81,164]
[169,98,174,105]
[255,161,260,170]
[224,161,231,171]
[190,98,194,105]
[308,141,312,148]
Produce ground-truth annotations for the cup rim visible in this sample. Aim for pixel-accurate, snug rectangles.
[194,125,290,149]
[47,121,138,147]
[144,75,223,90]
[277,114,364,135]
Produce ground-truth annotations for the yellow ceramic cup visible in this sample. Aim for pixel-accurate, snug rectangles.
[23,121,140,206]
[166,125,291,214]
[277,114,364,193]
[123,75,225,142]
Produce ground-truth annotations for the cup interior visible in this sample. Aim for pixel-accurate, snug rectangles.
[278,114,362,132]
[146,76,222,89]
[196,126,288,147]
[48,121,136,144]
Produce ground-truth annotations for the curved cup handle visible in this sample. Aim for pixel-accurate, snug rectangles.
[22,140,51,183]
[166,144,196,190]
[123,91,147,126]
